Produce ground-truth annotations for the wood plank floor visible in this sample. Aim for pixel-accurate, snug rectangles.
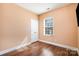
[2,41,78,56]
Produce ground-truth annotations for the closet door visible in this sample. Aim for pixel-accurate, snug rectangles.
[31,19,38,42]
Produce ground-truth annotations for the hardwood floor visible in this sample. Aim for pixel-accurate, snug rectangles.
[2,41,78,56]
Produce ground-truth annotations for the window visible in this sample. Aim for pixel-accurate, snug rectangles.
[44,16,53,36]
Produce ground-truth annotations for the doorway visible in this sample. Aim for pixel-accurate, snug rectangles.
[31,19,38,42]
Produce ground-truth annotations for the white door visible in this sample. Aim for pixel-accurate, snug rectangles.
[31,19,38,42]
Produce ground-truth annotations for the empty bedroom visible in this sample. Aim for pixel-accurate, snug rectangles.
[0,3,79,56]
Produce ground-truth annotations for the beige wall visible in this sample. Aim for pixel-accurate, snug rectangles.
[0,3,78,52]
[0,4,38,51]
[39,4,78,48]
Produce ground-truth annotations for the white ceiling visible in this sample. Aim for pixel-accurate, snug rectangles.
[16,3,70,15]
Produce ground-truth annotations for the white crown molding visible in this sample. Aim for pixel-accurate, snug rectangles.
[16,3,70,15]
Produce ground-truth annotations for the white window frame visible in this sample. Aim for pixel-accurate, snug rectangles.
[43,16,54,36]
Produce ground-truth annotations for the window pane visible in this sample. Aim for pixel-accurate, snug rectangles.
[45,18,53,27]
[45,27,53,35]
[44,17,53,35]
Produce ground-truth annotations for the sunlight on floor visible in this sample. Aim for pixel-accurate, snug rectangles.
[40,48,54,56]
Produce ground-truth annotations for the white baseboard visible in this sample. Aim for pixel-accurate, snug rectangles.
[0,40,38,55]
[0,47,17,55]
[39,40,78,51]
[0,39,78,55]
